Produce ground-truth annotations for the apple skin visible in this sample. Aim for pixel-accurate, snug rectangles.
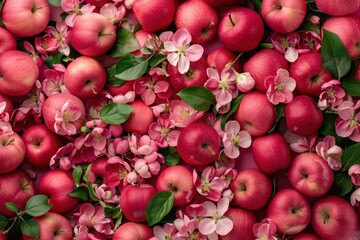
[207,47,242,73]
[312,195,359,240]
[167,57,208,93]
[175,0,219,44]
[0,170,35,217]
[288,152,334,198]
[204,0,238,7]
[123,100,154,134]
[322,15,360,59]
[2,0,50,37]
[71,13,116,57]
[252,133,291,174]
[234,91,276,137]
[243,49,288,93]
[0,27,17,55]
[113,222,154,240]
[119,184,156,223]
[0,132,26,174]
[261,0,307,33]
[220,208,257,240]
[0,50,39,96]
[177,122,220,166]
[0,94,13,115]
[64,56,107,98]
[85,0,111,7]
[22,124,63,169]
[230,168,272,210]
[290,52,333,96]
[133,0,176,33]
[315,0,360,16]
[218,7,264,52]
[155,165,196,207]
[267,189,311,235]
[284,95,324,136]
[22,212,73,240]
[106,81,135,97]
[38,169,79,214]
[292,233,320,240]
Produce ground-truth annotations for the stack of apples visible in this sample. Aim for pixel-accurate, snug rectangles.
[1,0,360,239]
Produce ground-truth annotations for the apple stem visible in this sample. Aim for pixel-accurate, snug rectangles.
[225,53,243,69]
[2,138,15,146]
[203,143,216,156]
[228,14,236,27]
[202,22,215,33]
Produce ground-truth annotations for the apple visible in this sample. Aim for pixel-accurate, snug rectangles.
[267,189,311,235]
[177,122,220,166]
[175,0,219,44]
[133,0,176,33]
[220,208,257,240]
[288,152,334,198]
[70,13,116,57]
[322,14,360,59]
[0,93,13,115]
[0,27,17,55]
[167,57,208,93]
[292,233,320,240]
[0,50,39,96]
[38,169,79,214]
[155,165,196,207]
[119,184,156,222]
[2,0,50,37]
[230,168,272,210]
[261,0,307,33]
[234,91,276,137]
[312,195,359,240]
[204,0,238,7]
[290,52,333,96]
[85,0,111,7]
[134,29,156,49]
[22,124,63,169]
[106,81,135,97]
[315,0,360,16]
[207,47,242,73]
[113,222,154,240]
[252,133,291,174]
[64,56,107,98]
[284,95,324,136]
[218,7,264,52]
[0,132,26,174]
[123,100,154,134]
[22,212,73,240]
[0,170,35,217]
[243,49,288,93]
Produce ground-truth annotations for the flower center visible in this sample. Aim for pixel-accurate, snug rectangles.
[160,127,170,137]
[62,111,72,122]
[350,118,360,128]
[276,82,284,91]
[326,89,335,100]
[201,181,211,193]
[181,109,190,119]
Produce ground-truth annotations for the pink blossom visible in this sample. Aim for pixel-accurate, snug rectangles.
[350,188,360,207]
[108,91,136,104]
[164,28,204,74]
[193,166,227,201]
[42,64,68,96]
[235,71,255,92]
[253,218,278,240]
[271,32,300,62]
[315,135,342,170]
[100,3,126,23]
[61,0,95,27]
[215,150,236,170]
[318,80,346,110]
[71,135,98,163]
[173,210,205,240]
[104,156,131,187]
[134,74,171,106]
[44,21,71,56]
[113,137,130,155]
[335,100,360,142]
[35,35,59,55]
[151,224,177,240]
[49,143,75,170]
[0,102,12,134]
[129,133,158,156]
[297,31,321,54]
[152,103,169,117]
[23,41,43,67]
[94,183,120,204]
[54,100,82,135]
[22,80,45,118]
[84,127,112,152]
[148,116,180,148]
[74,225,99,240]
[133,157,161,178]
[222,120,251,159]
[349,164,360,186]
[265,68,296,105]
[168,100,204,128]
[283,125,318,153]
[310,15,320,25]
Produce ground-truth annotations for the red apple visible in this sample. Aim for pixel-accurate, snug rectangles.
[133,0,176,33]
[175,0,219,44]
[0,93,13,115]
[234,91,276,137]
[230,168,272,210]
[22,124,63,169]
[177,122,220,166]
[0,27,16,55]
[0,50,39,96]
[315,0,360,16]
[38,169,79,214]
[312,195,358,240]
[123,100,154,134]
[119,184,156,222]
[292,233,320,240]
[156,165,196,207]
[106,81,135,97]
[207,47,242,73]
[267,189,311,235]
[261,0,307,33]
[0,132,26,174]
[220,208,257,240]
[204,0,238,7]
[71,13,116,57]
[113,222,154,240]
[0,170,35,217]
[2,0,50,37]
[284,95,323,136]
[218,7,264,52]
[85,0,111,7]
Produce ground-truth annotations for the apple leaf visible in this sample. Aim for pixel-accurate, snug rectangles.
[21,219,40,239]
[100,103,134,125]
[107,64,126,87]
[330,172,353,197]
[146,191,174,226]
[148,54,167,68]
[159,147,181,166]
[45,52,63,68]
[319,112,338,137]
[321,29,351,79]
[341,142,360,170]
[221,94,244,130]
[177,86,215,112]
[87,182,100,201]
[72,165,83,185]
[68,187,89,201]
[107,28,140,58]
[0,215,8,230]
[251,0,262,12]
[25,195,51,217]
[341,76,360,96]
[115,55,148,81]
[268,103,285,134]
[47,0,62,6]
[5,202,18,214]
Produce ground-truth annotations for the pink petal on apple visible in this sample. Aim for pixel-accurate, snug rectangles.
[284,47,299,63]
[335,119,353,137]
[217,197,229,215]
[177,55,190,74]
[224,120,240,135]
[186,44,204,62]
[198,218,216,235]
[173,28,192,46]
[216,218,233,236]
[238,130,252,148]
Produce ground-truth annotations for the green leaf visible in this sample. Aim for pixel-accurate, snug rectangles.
[68,187,89,201]
[319,112,338,137]
[251,0,262,12]
[177,86,215,112]
[148,54,167,68]
[330,172,353,197]
[5,202,18,214]
[321,29,351,79]
[72,165,83,185]
[45,52,63,68]
[48,0,62,6]
[341,143,360,170]
[268,104,285,133]
[0,215,8,230]
[83,164,92,183]
[21,219,40,239]
[146,191,174,226]
[115,55,148,81]
[107,28,140,58]
[107,64,126,87]
[100,103,134,125]
[25,195,51,217]
[87,182,99,201]
[221,94,244,130]
[159,147,181,166]
[341,76,360,96]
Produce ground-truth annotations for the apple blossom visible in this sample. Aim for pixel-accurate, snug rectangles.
[23,41,43,67]
[315,135,343,170]
[54,100,83,135]
[265,68,296,105]
[271,32,300,62]
[350,187,360,206]
[335,100,360,142]
[61,0,96,27]
[100,3,126,23]
[83,127,112,153]
[235,71,256,93]
[222,120,251,159]
[151,224,177,240]
[253,218,278,240]
[148,115,180,148]
[94,183,120,204]
[134,75,170,105]
[133,157,161,178]
[49,142,75,170]
[297,31,321,54]
[103,156,131,187]
[168,100,204,128]
[193,166,227,201]
[318,80,346,110]
[283,124,318,153]
[71,135,98,163]
[349,164,360,186]
[42,64,68,96]
[0,102,12,134]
